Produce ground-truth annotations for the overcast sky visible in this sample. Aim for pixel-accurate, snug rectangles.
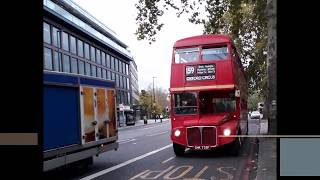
[73,0,203,91]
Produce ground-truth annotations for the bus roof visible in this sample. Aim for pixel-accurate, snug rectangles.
[173,34,232,48]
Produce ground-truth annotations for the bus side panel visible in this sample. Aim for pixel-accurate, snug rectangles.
[44,85,80,151]
[107,90,117,137]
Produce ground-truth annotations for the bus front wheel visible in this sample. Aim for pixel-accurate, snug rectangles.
[173,143,185,156]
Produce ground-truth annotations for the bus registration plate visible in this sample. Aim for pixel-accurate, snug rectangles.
[194,146,210,150]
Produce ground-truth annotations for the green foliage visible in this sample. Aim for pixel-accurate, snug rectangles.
[248,90,264,111]
[135,0,267,96]
[138,86,169,118]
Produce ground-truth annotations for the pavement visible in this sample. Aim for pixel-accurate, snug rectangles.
[118,118,170,131]
[255,119,277,180]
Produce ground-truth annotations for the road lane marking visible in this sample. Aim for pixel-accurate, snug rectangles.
[162,157,174,164]
[194,165,209,178]
[183,165,208,180]
[163,165,193,179]
[79,144,173,180]
[129,170,150,180]
[146,131,169,137]
[119,138,136,144]
[141,123,169,130]
[140,166,175,179]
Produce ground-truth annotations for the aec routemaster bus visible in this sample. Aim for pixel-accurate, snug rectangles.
[169,34,248,156]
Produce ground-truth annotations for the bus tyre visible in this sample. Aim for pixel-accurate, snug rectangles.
[229,130,242,156]
[173,143,185,156]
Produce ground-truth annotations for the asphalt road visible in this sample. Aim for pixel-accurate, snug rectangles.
[44,119,260,180]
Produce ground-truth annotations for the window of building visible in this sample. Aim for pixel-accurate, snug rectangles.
[120,76,124,88]
[78,60,85,75]
[116,90,120,104]
[70,35,76,54]
[101,52,105,66]
[111,56,115,70]
[62,32,69,51]
[127,92,131,104]
[52,26,60,47]
[106,54,110,68]
[43,22,51,44]
[85,62,91,76]
[84,43,90,59]
[102,69,106,79]
[91,64,97,77]
[96,49,101,64]
[107,71,111,80]
[44,47,52,70]
[119,61,123,73]
[116,74,119,87]
[127,78,130,90]
[122,62,126,75]
[111,72,115,81]
[53,51,61,71]
[97,67,101,78]
[126,64,129,75]
[62,54,70,72]
[71,58,78,74]
[77,39,83,57]
[121,91,125,104]
[115,58,119,72]
[90,46,96,62]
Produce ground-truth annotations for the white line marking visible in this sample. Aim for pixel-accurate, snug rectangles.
[141,123,169,130]
[162,156,174,164]
[146,131,169,137]
[119,138,136,144]
[79,144,173,180]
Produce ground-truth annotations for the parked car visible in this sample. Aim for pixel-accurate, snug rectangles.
[250,111,261,119]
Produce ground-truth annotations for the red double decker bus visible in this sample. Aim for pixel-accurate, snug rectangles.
[169,34,248,156]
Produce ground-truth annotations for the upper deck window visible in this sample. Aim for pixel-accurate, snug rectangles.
[174,47,199,63]
[202,46,228,61]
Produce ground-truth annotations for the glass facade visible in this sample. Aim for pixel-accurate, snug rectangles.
[43,20,131,105]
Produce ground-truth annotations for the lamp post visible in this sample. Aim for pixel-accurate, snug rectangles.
[152,77,156,121]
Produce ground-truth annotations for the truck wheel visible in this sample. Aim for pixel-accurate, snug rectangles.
[173,143,185,156]
[229,130,242,156]
[71,157,93,172]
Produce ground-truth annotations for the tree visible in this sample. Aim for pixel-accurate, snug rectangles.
[138,85,170,118]
[265,0,276,134]
[139,90,153,118]
[135,0,267,97]
[248,91,264,111]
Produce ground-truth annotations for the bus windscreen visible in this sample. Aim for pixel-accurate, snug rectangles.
[173,92,197,114]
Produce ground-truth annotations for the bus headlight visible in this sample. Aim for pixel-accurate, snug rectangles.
[223,129,231,136]
[174,129,181,137]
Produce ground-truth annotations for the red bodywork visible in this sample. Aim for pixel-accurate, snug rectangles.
[170,34,248,149]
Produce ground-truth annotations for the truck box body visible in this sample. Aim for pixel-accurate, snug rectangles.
[43,71,118,171]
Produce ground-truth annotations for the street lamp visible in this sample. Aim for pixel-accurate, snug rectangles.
[152,76,156,121]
